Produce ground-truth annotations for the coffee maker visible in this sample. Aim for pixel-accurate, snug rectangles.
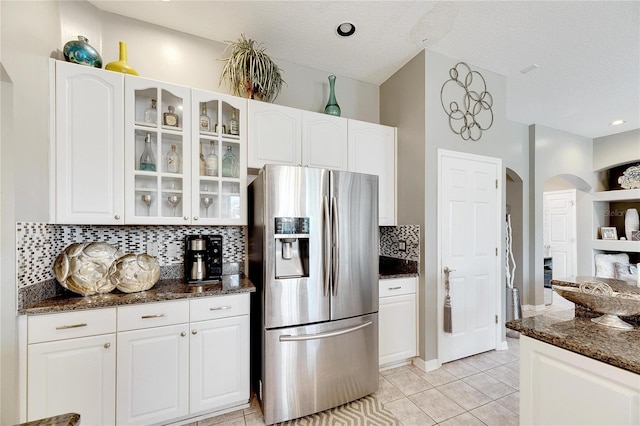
[184,235,222,284]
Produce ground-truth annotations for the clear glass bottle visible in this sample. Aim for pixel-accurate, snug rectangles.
[222,146,238,178]
[199,103,210,132]
[144,99,157,124]
[166,144,179,173]
[163,105,179,127]
[229,109,239,135]
[199,144,206,176]
[140,133,156,171]
[205,141,218,177]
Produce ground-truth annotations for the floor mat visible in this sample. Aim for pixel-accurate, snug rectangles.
[277,395,400,425]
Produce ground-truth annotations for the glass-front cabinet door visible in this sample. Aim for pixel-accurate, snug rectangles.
[124,76,191,224]
[191,89,246,225]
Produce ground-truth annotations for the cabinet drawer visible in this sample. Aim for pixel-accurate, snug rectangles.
[28,308,116,344]
[379,277,416,297]
[117,300,189,331]
[190,294,250,322]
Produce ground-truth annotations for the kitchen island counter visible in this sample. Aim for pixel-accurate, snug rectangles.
[19,274,255,315]
[507,276,640,375]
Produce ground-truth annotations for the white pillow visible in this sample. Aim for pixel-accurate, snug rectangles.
[594,253,630,278]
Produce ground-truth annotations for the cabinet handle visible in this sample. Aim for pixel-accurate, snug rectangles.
[193,216,199,221]
[141,313,166,319]
[210,306,232,311]
[192,330,198,335]
[114,214,121,220]
[56,323,87,330]
[104,342,111,349]
[388,286,402,290]
[180,332,186,337]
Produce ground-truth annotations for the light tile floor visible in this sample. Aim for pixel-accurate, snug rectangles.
[376,338,521,426]
[194,293,574,426]
[192,340,521,426]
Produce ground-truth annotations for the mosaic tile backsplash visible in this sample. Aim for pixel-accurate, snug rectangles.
[16,222,245,289]
[379,225,420,261]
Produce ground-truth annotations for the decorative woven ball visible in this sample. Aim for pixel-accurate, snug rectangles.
[54,242,124,296]
[108,253,160,293]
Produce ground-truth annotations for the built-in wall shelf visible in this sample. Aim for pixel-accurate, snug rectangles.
[593,189,640,202]
[592,240,640,252]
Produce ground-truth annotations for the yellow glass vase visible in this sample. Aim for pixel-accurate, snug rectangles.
[105,41,138,75]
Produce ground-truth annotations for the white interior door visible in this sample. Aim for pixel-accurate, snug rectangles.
[438,150,501,364]
[543,190,577,278]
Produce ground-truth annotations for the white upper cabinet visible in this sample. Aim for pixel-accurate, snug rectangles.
[51,59,124,224]
[248,100,348,170]
[348,119,397,226]
[301,111,348,170]
[248,100,301,168]
[191,90,247,225]
[124,76,192,224]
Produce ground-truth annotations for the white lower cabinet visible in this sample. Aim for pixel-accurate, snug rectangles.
[117,324,190,425]
[27,308,117,425]
[28,333,116,425]
[190,315,250,414]
[378,277,417,366]
[520,335,640,425]
[25,294,251,425]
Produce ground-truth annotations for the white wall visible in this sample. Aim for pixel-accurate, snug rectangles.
[592,128,640,171]
[97,9,379,122]
[529,124,594,306]
[0,1,380,423]
[381,49,523,364]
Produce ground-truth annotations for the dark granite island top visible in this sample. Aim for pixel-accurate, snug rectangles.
[19,274,255,315]
[506,276,640,375]
[13,412,80,426]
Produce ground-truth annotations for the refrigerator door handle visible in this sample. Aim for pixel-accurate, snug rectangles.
[323,195,331,297]
[331,196,340,296]
[278,321,373,342]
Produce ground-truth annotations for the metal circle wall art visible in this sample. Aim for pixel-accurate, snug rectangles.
[440,62,494,141]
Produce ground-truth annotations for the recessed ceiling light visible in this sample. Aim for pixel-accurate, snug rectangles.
[336,22,356,37]
[610,120,626,126]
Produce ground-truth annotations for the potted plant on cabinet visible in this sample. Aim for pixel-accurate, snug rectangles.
[219,34,285,103]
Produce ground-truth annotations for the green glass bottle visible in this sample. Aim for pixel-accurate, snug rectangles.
[324,75,341,116]
[221,146,238,178]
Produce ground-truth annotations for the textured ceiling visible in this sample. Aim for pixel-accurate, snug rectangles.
[89,0,640,139]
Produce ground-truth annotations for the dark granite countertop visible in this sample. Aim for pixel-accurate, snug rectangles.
[507,276,640,375]
[19,275,255,316]
[13,413,80,426]
[379,256,419,279]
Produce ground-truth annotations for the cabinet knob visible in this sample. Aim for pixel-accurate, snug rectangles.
[192,330,198,335]
[183,216,189,221]
[180,332,186,337]
[193,216,199,221]
[114,214,121,220]
[104,342,111,349]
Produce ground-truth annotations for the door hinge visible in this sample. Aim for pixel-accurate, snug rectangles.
[495,314,498,324]
[496,247,498,256]
[495,179,498,189]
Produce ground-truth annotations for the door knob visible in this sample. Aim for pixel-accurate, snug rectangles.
[443,266,455,274]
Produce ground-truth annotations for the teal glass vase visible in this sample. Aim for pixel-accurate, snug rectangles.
[324,75,341,116]
[63,35,102,68]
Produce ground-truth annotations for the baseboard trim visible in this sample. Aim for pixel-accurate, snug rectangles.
[496,340,509,351]
[522,304,546,311]
[412,357,442,372]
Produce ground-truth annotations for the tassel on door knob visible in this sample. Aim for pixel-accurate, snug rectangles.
[443,266,454,333]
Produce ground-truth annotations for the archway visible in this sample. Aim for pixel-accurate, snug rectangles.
[542,174,591,306]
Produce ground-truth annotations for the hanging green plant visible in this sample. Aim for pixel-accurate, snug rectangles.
[219,34,285,103]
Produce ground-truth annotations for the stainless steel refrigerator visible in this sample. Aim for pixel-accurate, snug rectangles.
[248,165,379,425]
